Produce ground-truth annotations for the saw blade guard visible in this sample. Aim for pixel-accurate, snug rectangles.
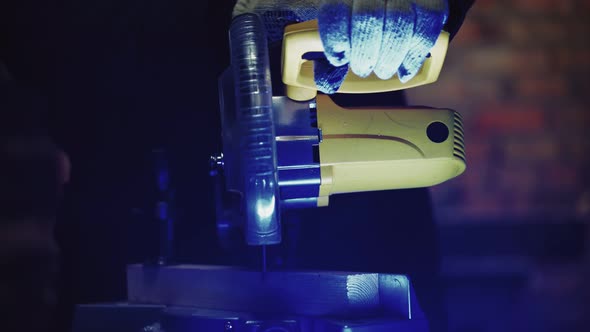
[227,14,281,246]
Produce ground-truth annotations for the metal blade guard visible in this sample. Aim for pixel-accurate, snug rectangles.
[214,14,281,247]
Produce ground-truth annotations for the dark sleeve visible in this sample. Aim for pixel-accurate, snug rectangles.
[445,0,476,40]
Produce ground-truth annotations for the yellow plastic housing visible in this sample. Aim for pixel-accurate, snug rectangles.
[282,20,450,101]
[316,95,465,207]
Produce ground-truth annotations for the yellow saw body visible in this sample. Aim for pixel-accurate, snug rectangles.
[213,16,466,246]
[315,94,465,207]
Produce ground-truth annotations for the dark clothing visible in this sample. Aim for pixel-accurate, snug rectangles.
[447,0,476,40]
[1,1,474,331]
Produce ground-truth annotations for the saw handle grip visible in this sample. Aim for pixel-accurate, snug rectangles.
[282,20,450,101]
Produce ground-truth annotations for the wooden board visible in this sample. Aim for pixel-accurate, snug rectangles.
[127,264,414,318]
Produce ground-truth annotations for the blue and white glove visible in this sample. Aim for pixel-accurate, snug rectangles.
[233,0,448,93]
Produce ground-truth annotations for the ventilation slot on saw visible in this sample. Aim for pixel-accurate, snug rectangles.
[453,112,466,163]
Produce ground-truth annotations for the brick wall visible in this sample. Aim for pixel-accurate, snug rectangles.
[407,0,590,223]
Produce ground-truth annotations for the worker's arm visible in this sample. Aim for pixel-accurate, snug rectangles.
[233,0,475,93]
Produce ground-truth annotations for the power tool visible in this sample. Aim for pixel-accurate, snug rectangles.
[72,13,468,332]
[211,14,466,258]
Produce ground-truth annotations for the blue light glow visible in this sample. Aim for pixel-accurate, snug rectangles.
[255,196,275,220]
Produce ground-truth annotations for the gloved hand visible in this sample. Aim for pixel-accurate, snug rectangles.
[319,0,448,82]
[233,0,448,93]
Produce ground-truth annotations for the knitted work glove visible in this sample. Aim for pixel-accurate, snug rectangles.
[319,0,448,82]
[233,0,448,93]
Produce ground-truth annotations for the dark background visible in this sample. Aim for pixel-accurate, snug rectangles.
[1,0,234,329]
[407,1,590,331]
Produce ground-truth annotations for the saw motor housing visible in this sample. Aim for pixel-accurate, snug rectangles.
[212,14,466,247]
